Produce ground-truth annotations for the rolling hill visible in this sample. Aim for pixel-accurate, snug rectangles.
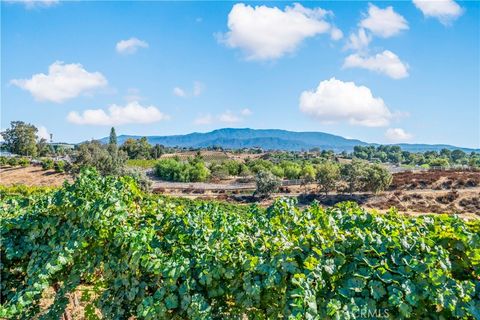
[99,128,479,153]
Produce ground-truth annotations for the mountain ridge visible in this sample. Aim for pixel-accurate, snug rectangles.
[99,128,479,153]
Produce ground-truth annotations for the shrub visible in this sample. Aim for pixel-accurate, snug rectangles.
[209,163,230,181]
[121,167,152,192]
[155,158,188,182]
[0,156,7,166]
[154,158,210,182]
[18,157,30,167]
[188,162,210,182]
[54,160,66,173]
[41,158,54,170]
[7,157,18,166]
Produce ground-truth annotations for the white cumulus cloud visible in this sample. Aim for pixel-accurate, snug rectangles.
[343,50,409,79]
[359,4,409,38]
[345,28,372,51]
[11,61,107,103]
[330,27,344,41]
[37,126,50,140]
[67,101,169,126]
[218,3,341,61]
[299,78,393,127]
[385,128,413,142]
[116,37,149,54]
[413,0,463,25]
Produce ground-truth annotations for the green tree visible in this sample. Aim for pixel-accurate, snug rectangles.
[301,164,316,182]
[109,127,117,146]
[188,162,210,182]
[155,158,187,182]
[440,148,451,159]
[223,160,241,176]
[363,164,392,194]
[255,170,280,198]
[73,140,127,176]
[271,165,285,178]
[36,138,51,157]
[238,163,251,177]
[120,137,152,159]
[280,161,301,179]
[428,158,449,168]
[210,163,230,181]
[300,164,316,193]
[316,162,340,195]
[150,144,164,159]
[451,149,466,163]
[120,138,138,158]
[340,160,367,195]
[468,154,480,168]
[1,121,38,156]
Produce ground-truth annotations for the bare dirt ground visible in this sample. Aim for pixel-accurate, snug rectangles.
[390,169,479,190]
[152,170,480,218]
[0,165,72,187]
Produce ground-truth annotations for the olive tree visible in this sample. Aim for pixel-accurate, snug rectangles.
[255,170,280,198]
[363,164,392,194]
[340,160,367,195]
[73,140,127,176]
[316,162,340,195]
[300,164,316,192]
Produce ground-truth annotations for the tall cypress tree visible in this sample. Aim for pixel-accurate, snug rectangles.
[109,127,117,146]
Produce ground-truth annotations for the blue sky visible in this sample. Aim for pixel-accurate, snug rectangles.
[1,0,479,148]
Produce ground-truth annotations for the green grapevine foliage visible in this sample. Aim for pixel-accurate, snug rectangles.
[1,169,479,319]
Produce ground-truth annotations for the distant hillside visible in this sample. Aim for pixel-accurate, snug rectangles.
[99,128,479,153]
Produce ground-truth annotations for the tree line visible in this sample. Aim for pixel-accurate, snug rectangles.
[1,122,477,197]
[153,155,392,197]
[352,145,479,167]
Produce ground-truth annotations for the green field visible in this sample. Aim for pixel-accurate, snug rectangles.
[126,159,159,168]
[1,169,479,319]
